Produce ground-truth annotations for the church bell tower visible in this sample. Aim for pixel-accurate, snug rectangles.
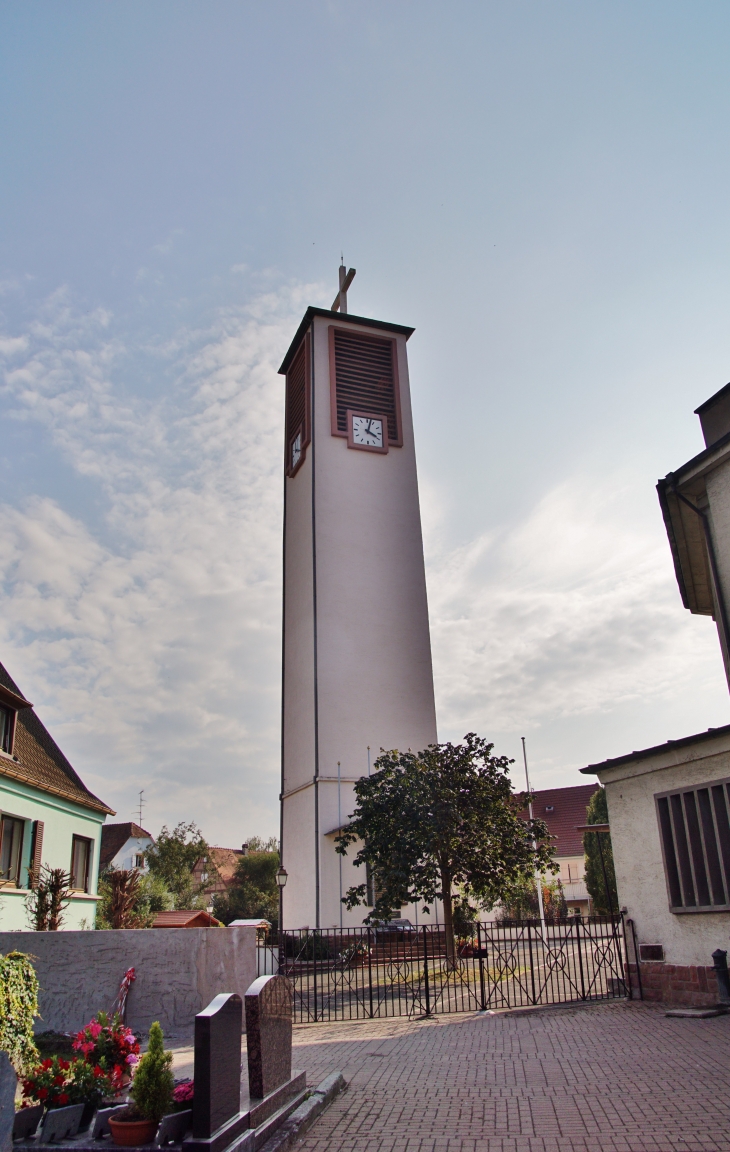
[279,267,438,929]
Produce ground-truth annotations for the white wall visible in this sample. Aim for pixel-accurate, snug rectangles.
[595,733,730,966]
[109,835,154,873]
[0,925,256,1035]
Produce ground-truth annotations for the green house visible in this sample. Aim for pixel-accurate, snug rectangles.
[0,661,114,930]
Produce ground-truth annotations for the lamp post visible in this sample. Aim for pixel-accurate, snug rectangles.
[276,866,288,972]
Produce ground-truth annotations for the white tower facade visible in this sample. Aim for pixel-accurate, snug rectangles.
[279,300,438,930]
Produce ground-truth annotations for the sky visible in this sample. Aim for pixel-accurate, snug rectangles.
[1,1,730,845]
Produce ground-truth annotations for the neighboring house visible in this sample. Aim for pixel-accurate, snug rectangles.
[191,845,247,897]
[0,660,114,930]
[99,822,154,874]
[522,784,600,916]
[581,725,730,1007]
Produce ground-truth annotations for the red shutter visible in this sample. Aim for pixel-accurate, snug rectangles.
[30,820,44,886]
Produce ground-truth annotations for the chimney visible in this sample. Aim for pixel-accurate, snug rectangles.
[241,843,248,856]
[695,382,730,448]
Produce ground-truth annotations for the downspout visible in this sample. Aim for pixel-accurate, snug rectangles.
[671,485,730,674]
[311,324,321,929]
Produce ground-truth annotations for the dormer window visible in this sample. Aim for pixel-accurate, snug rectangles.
[545,805,554,812]
[0,707,14,754]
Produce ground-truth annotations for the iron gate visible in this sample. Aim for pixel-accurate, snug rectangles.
[277,917,630,1023]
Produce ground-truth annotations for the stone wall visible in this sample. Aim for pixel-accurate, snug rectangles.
[629,961,720,1007]
[0,926,256,1036]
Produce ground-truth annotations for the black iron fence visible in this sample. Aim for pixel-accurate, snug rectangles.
[272,917,630,1023]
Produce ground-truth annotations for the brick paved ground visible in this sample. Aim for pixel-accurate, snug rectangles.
[286,1000,730,1152]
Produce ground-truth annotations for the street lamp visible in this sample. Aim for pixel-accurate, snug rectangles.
[276,867,288,971]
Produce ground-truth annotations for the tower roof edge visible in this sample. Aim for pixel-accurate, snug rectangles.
[278,307,415,375]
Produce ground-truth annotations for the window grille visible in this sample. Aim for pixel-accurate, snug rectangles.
[330,328,402,445]
[655,777,730,911]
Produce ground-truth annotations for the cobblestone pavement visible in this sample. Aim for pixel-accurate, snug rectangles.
[287,1000,730,1152]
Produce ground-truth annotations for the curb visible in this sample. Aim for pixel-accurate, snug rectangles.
[257,1072,347,1152]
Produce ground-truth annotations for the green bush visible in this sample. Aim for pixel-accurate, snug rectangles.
[0,951,40,1075]
[130,1022,174,1123]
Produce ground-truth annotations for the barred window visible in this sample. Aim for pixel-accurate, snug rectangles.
[655,778,730,912]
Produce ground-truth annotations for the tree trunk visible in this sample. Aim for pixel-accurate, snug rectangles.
[441,868,457,968]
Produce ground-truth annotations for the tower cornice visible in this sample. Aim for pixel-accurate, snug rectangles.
[278,307,414,375]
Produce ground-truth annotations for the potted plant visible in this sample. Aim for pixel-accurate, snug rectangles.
[108,1022,173,1147]
[171,1081,194,1111]
[21,1055,117,1126]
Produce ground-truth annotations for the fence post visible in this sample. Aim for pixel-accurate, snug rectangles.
[527,920,537,1005]
[575,915,586,1000]
[619,914,633,1001]
[313,931,318,1023]
[422,925,431,1017]
[367,926,374,1018]
[477,921,486,1011]
[627,918,643,1001]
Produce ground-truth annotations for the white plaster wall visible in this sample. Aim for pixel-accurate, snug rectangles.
[594,735,730,966]
[0,926,256,1035]
[281,314,438,930]
[110,835,153,873]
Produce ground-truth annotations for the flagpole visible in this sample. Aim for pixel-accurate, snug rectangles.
[522,737,546,935]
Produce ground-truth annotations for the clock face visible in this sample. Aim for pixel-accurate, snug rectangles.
[352,416,384,448]
[291,432,301,470]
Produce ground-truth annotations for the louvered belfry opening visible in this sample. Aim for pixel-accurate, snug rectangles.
[331,327,401,445]
[285,334,310,474]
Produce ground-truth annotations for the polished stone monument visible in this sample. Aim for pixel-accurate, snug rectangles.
[0,1053,16,1152]
[192,993,242,1140]
[244,975,293,1100]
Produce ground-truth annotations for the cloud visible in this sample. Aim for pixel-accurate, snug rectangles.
[0,282,725,840]
[426,476,725,743]
[0,282,318,839]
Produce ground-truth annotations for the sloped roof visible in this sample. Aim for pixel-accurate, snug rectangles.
[521,783,600,858]
[152,910,221,928]
[192,846,244,892]
[100,822,153,870]
[0,660,114,816]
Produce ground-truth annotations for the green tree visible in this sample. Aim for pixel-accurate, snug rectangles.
[336,734,556,963]
[213,839,279,928]
[583,787,618,915]
[144,822,215,910]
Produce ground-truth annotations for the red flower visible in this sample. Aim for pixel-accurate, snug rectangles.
[41,1059,53,1070]
[93,1066,104,1078]
[57,1094,69,1106]
[37,1089,48,1100]
[53,1075,65,1086]
[58,1059,70,1071]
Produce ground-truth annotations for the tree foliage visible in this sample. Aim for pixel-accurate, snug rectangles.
[145,822,214,909]
[26,867,72,930]
[96,869,173,929]
[497,876,568,922]
[129,1022,174,1123]
[583,787,618,915]
[0,951,40,1074]
[213,838,279,928]
[336,734,556,961]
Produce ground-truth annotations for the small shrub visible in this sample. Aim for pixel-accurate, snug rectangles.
[72,1011,140,1070]
[25,867,72,931]
[0,951,40,1075]
[21,1055,118,1109]
[129,1022,173,1123]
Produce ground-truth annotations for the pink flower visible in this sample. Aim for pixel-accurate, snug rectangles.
[126,1054,138,1066]
[89,1022,102,1038]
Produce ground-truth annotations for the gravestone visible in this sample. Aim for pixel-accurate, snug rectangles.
[244,975,293,1100]
[0,1053,16,1152]
[38,1103,85,1143]
[191,993,242,1141]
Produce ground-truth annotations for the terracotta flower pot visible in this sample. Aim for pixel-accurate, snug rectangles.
[108,1116,158,1146]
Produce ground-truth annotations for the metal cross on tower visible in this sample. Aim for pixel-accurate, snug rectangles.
[331,259,356,313]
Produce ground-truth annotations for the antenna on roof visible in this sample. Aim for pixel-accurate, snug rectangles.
[133,789,145,827]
